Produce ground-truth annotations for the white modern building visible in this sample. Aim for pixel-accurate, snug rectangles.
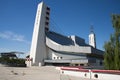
[29,2,104,66]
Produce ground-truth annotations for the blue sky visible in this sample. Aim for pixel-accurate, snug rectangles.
[0,0,120,57]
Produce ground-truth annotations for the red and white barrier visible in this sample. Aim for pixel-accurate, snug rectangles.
[25,58,33,67]
[60,67,120,80]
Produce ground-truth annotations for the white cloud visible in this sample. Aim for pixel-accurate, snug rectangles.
[0,31,30,44]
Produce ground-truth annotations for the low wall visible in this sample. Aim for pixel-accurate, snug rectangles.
[60,67,120,80]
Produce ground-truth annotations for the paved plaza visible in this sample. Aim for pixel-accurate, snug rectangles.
[0,64,60,80]
[0,64,92,80]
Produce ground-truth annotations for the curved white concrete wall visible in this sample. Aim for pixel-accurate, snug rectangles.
[48,49,87,59]
[46,36,91,53]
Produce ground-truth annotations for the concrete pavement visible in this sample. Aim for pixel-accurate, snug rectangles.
[0,64,60,80]
[0,64,92,80]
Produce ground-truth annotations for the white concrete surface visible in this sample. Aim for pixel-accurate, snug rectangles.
[61,67,120,80]
[30,2,50,66]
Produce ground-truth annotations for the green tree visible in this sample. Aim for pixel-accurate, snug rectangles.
[104,14,120,70]
[104,35,115,69]
[112,14,120,70]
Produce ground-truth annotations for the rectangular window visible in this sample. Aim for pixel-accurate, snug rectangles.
[46,7,50,11]
[45,27,48,30]
[46,17,49,20]
[46,12,50,15]
[45,22,49,25]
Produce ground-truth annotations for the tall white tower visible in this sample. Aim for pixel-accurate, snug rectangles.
[30,2,50,66]
[89,26,96,48]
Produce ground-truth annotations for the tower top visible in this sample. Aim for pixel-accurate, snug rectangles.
[90,25,94,33]
[89,25,96,48]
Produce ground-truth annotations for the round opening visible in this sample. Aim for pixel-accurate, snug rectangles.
[84,73,87,77]
[94,74,98,78]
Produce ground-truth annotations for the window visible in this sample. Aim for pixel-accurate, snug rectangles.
[46,12,50,15]
[45,27,49,31]
[100,61,103,66]
[46,7,50,11]
[46,17,49,20]
[75,64,79,66]
[80,64,84,66]
[45,22,49,25]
